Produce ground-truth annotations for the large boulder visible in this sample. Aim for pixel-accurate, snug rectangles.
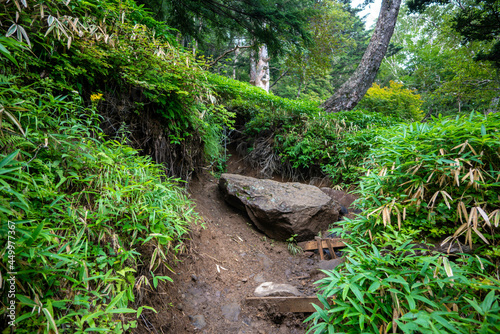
[219,173,341,241]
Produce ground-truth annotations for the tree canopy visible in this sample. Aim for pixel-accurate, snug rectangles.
[138,0,315,55]
[408,0,500,67]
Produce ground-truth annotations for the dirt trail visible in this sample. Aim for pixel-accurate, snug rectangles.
[136,151,331,334]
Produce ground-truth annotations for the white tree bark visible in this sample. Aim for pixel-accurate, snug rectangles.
[250,45,270,92]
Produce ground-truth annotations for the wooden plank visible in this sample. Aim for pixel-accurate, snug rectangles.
[317,239,324,260]
[326,239,336,259]
[246,296,323,313]
[298,238,347,251]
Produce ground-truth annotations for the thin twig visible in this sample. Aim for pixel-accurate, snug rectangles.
[269,69,289,89]
[208,44,254,67]
[199,252,226,263]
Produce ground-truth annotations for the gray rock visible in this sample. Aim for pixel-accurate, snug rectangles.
[191,315,206,329]
[219,174,341,241]
[254,282,301,297]
[317,258,345,271]
[221,303,241,322]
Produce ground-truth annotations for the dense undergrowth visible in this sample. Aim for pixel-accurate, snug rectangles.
[0,78,198,332]
[0,0,220,332]
[1,0,499,333]
[211,73,500,333]
[211,74,417,184]
[2,0,233,180]
[307,113,500,333]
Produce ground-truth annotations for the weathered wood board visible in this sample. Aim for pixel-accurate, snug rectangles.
[246,296,323,313]
[298,238,347,251]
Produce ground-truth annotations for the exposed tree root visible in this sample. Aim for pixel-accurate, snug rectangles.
[98,93,204,181]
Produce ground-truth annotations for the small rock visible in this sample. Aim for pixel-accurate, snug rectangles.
[241,278,248,283]
[176,303,183,311]
[191,315,206,329]
[221,303,241,322]
[317,258,345,271]
[191,274,198,281]
[254,282,301,297]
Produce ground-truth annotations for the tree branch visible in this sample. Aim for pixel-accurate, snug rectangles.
[208,44,254,67]
[269,69,289,89]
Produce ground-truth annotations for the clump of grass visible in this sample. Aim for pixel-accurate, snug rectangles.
[307,112,500,333]
[0,82,198,333]
[287,234,303,256]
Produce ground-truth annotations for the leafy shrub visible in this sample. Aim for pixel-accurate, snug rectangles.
[308,112,500,333]
[210,73,403,183]
[356,81,424,122]
[0,80,198,332]
[1,0,233,178]
[357,112,500,244]
[307,230,500,333]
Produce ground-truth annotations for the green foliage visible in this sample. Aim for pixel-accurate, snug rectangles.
[378,5,499,116]
[356,81,424,121]
[273,0,356,99]
[211,73,403,183]
[408,0,500,68]
[272,1,368,101]
[287,234,303,256]
[307,231,500,333]
[1,0,233,177]
[139,0,314,57]
[307,112,500,333]
[0,65,197,333]
[357,112,500,243]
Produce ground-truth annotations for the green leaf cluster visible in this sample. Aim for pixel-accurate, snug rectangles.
[358,112,500,242]
[211,73,402,183]
[308,112,500,333]
[356,81,424,122]
[0,63,197,334]
[308,233,500,333]
[1,0,234,177]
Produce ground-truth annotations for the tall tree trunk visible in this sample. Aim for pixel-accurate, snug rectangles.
[321,0,402,113]
[250,45,270,92]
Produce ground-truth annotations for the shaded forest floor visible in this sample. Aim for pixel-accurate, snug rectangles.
[134,148,336,333]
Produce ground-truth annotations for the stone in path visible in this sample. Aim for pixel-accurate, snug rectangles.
[219,173,341,241]
[254,282,301,297]
[191,315,206,329]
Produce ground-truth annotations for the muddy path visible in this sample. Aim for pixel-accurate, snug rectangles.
[135,151,336,334]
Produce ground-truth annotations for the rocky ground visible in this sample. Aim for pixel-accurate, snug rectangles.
[134,150,346,334]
